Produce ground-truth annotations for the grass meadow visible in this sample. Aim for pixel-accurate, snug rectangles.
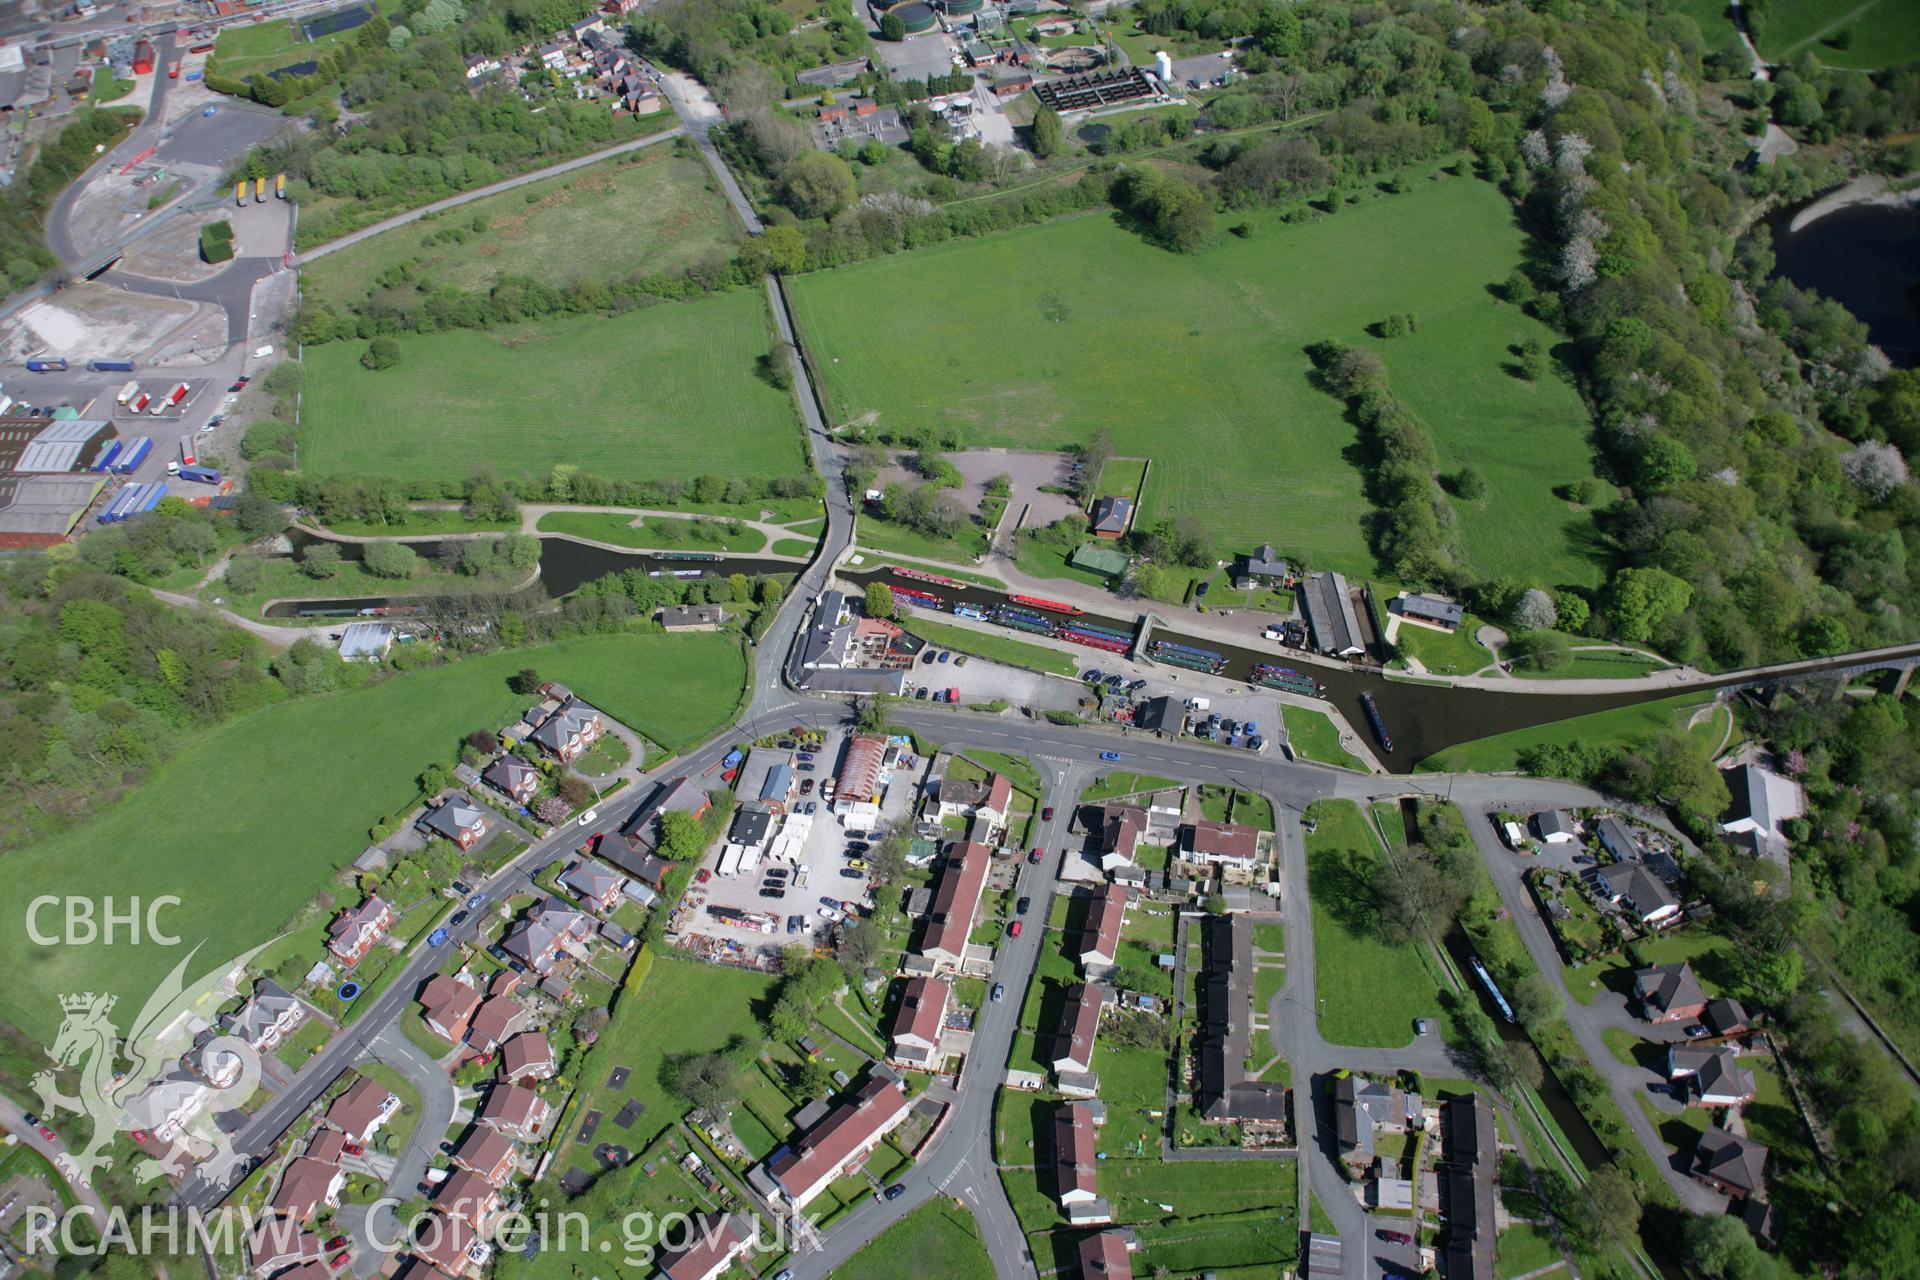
[302,148,739,311]
[789,176,1603,585]
[211,0,399,79]
[1753,0,1920,69]
[0,634,744,1040]
[1305,799,1441,1047]
[1415,693,1710,774]
[298,289,806,485]
[836,1201,995,1280]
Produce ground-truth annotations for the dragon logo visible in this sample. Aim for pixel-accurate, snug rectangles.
[32,941,274,1190]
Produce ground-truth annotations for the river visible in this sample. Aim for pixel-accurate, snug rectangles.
[1768,199,1920,369]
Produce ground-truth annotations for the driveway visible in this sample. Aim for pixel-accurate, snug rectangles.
[338,1022,457,1277]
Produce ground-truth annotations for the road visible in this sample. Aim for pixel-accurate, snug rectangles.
[296,127,687,262]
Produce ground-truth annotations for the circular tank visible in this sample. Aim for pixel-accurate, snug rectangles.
[943,0,983,14]
[893,1,937,33]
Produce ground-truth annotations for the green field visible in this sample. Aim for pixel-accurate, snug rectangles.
[546,953,774,1178]
[535,511,768,553]
[0,633,743,1040]
[835,1201,994,1280]
[1282,705,1365,770]
[1305,800,1439,1047]
[89,67,134,103]
[1415,693,1708,774]
[298,291,806,485]
[791,178,1602,584]
[303,148,739,310]
[1753,0,1920,68]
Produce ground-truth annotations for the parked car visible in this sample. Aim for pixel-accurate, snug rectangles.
[1007,921,1023,938]
[37,1126,56,1142]
[797,762,815,772]
[786,916,803,934]
[696,868,712,883]
[800,779,815,795]
[342,1143,363,1157]
[467,891,487,909]
[847,841,870,854]
[427,927,450,947]
[452,881,472,896]
[21,1113,38,1127]
[759,888,783,900]
[577,808,599,827]
[1376,1230,1412,1246]
[921,651,938,665]
[1128,678,1148,690]
[329,1254,350,1272]
[1684,1023,1709,1039]
[1041,806,1055,821]
[846,858,868,870]
[1082,670,1103,683]
[839,868,865,880]
[915,688,929,700]
[884,1183,907,1200]
[767,867,789,879]
[1414,1019,1431,1036]
[324,1237,346,1252]
[937,651,952,663]
[1028,847,1043,864]
[954,655,968,666]
[449,911,470,927]
[1016,896,1031,914]
[991,983,1005,1002]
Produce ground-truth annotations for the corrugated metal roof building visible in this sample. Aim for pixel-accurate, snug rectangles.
[14,420,112,473]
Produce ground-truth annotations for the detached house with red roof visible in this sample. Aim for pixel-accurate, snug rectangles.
[478,1082,552,1143]
[500,1031,556,1082]
[466,995,526,1053]
[268,1156,346,1225]
[418,974,482,1043]
[327,896,394,965]
[324,1075,399,1143]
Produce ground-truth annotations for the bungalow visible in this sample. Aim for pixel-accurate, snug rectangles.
[529,697,606,764]
[1634,962,1709,1024]
[1053,983,1106,1077]
[1180,821,1261,873]
[432,1168,503,1232]
[1080,883,1127,975]
[1097,804,1145,872]
[1077,1230,1136,1280]
[419,974,483,1042]
[500,1031,556,1082]
[1396,592,1463,631]
[501,899,594,977]
[269,1156,346,1225]
[478,1082,552,1142]
[1531,810,1577,844]
[887,975,950,1071]
[420,797,491,851]
[1593,861,1680,926]
[1668,1045,1756,1107]
[1717,761,1804,871]
[655,1214,751,1280]
[1054,1101,1111,1224]
[558,859,624,913]
[761,1075,912,1208]
[327,896,395,965]
[484,756,540,805]
[466,993,525,1052]
[1691,1126,1767,1199]
[1089,494,1132,538]
[451,1127,518,1187]
[659,603,725,631]
[1300,571,1365,658]
[411,1211,489,1278]
[918,841,992,970]
[247,1218,326,1275]
[324,1076,399,1143]
[934,772,1013,826]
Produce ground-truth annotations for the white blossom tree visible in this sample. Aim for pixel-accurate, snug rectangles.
[1514,589,1559,631]
[1841,441,1909,500]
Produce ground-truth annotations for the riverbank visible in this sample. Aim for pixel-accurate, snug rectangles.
[1788,171,1920,233]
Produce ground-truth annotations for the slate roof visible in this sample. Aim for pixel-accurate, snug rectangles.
[1635,962,1707,1016]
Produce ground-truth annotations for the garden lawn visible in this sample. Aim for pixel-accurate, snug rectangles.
[535,511,768,553]
[771,538,817,557]
[1305,800,1439,1048]
[1283,705,1365,770]
[1082,772,1182,802]
[1416,693,1710,774]
[0,633,743,1039]
[790,177,1604,585]
[1395,618,1490,675]
[298,291,806,485]
[905,616,1079,676]
[302,148,739,310]
[834,1201,994,1280]
[1510,649,1672,680]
